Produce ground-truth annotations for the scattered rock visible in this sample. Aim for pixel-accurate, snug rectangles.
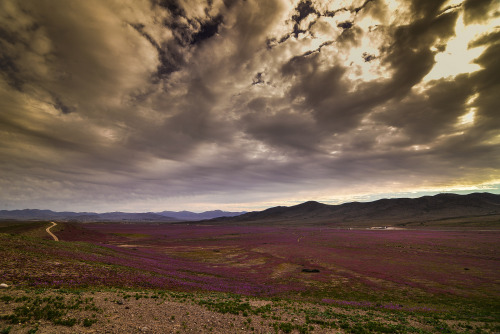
[301,269,320,273]
[0,283,9,288]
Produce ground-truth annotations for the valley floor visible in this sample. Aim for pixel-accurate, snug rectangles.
[0,221,499,333]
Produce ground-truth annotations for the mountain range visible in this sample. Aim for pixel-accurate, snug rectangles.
[1,192,499,227]
[0,209,246,222]
[209,192,500,227]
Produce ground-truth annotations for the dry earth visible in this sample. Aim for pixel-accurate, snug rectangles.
[1,288,497,334]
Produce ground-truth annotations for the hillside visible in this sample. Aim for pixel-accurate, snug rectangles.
[157,210,246,220]
[210,193,500,227]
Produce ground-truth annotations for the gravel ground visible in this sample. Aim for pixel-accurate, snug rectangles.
[1,288,497,333]
[1,289,311,334]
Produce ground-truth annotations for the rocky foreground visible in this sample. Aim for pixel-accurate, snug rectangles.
[1,287,499,334]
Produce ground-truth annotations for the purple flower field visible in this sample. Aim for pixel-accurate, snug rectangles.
[2,222,500,333]
[2,222,499,310]
[51,223,500,303]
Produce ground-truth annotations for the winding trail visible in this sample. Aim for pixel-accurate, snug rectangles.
[46,221,59,241]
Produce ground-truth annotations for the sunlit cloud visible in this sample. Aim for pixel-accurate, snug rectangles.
[424,14,492,81]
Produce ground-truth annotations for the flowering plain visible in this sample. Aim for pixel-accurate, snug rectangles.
[1,221,499,333]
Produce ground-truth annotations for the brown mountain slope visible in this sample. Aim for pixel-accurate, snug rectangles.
[210,193,500,227]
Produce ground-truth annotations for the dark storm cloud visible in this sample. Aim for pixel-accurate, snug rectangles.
[0,0,499,211]
[130,23,181,80]
[468,35,500,130]
[293,0,317,24]
[226,0,288,65]
[281,53,367,135]
[0,114,79,151]
[382,9,459,97]
[362,52,375,62]
[409,0,448,17]
[468,30,500,48]
[463,0,498,24]
[252,72,264,85]
[291,0,318,37]
[242,110,322,153]
[337,21,354,29]
[191,15,223,45]
[52,96,74,115]
[374,74,474,144]
[0,53,23,90]
[154,0,186,17]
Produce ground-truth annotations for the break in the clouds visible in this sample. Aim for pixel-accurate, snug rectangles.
[0,0,499,212]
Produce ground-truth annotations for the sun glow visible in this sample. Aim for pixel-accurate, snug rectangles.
[423,13,493,81]
[457,92,479,126]
[459,108,476,125]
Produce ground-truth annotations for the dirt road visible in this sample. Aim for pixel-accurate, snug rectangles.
[46,221,59,241]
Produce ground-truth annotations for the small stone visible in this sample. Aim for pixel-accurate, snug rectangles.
[0,283,9,288]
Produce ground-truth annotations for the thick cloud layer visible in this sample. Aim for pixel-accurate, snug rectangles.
[0,0,499,211]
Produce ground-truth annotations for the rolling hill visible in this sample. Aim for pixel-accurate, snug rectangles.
[209,192,500,227]
[156,210,246,220]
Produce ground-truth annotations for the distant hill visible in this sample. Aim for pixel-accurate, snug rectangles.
[0,209,178,222]
[1,193,499,226]
[0,208,246,222]
[156,210,246,221]
[209,193,500,227]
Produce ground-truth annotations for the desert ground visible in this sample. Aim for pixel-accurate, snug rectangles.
[0,220,499,333]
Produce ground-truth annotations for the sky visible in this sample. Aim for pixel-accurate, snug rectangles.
[0,0,499,213]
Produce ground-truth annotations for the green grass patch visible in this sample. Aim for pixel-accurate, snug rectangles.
[1,293,101,328]
[198,297,252,315]
[272,321,311,333]
[0,326,12,334]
